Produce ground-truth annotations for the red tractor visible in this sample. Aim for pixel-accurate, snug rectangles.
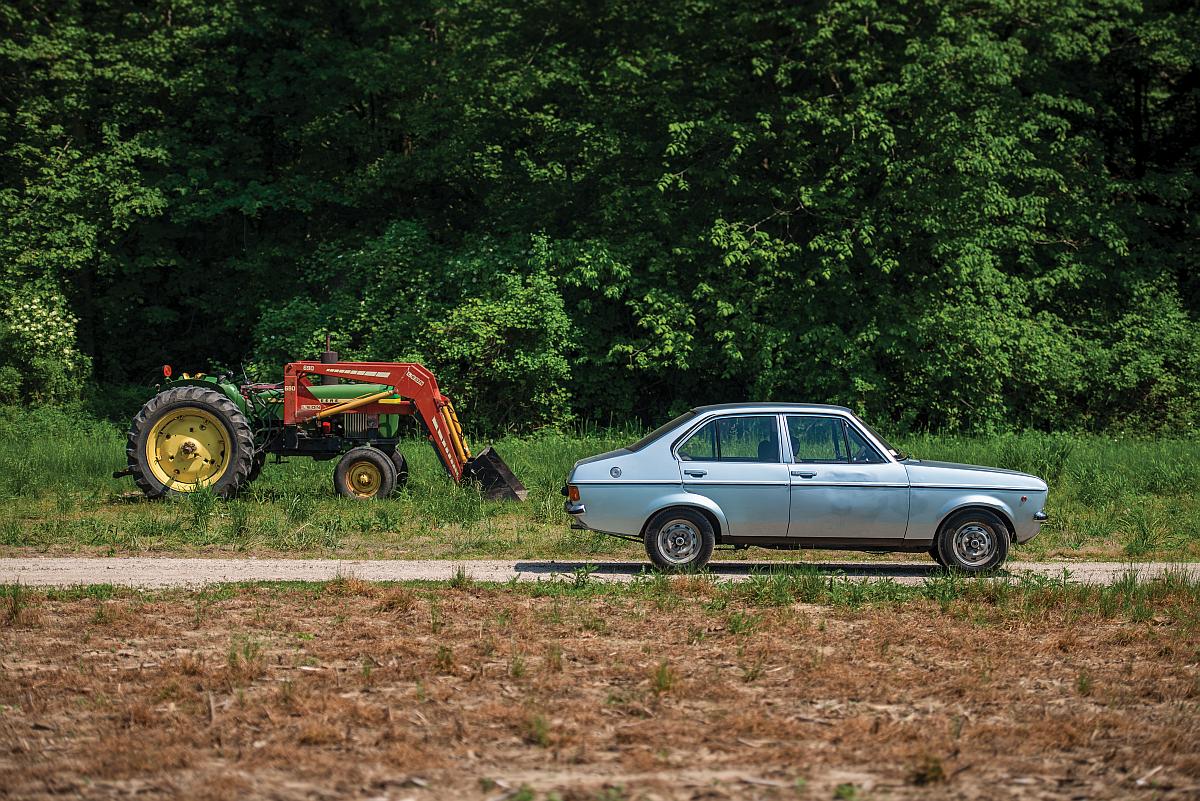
[116,356,527,502]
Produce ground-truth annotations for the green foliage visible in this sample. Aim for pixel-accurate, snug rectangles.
[250,227,574,429]
[0,288,91,403]
[1,0,1198,432]
[423,269,573,430]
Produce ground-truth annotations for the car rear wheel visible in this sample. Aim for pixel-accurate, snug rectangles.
[644,508,715,572]
[935,509,1009,573]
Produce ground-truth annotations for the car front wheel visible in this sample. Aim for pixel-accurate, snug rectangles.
[935,509,1010,573]
[644,508,715,572]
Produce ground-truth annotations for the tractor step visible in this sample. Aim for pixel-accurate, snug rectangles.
[465,446,528,501]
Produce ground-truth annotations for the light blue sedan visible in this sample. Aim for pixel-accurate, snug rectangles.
[563,403,1047,572]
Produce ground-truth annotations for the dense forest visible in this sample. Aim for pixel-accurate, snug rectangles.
[1,0,1197,433]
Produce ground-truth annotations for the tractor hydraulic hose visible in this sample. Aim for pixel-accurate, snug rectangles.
[314,388,395,419]
[443,402,470,463]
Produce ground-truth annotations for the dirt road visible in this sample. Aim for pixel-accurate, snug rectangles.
[1,557,1193,587]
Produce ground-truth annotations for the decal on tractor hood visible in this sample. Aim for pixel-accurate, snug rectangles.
[326,367,392,379]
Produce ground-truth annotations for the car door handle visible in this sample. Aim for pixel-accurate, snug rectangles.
[684,469,708,477]
[791,470,817,478]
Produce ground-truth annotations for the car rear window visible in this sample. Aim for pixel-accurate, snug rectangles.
[626,411,696,452]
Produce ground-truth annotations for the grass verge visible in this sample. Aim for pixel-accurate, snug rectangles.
[0,406,1198,561]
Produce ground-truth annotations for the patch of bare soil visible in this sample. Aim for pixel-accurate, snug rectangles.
[2,579,1198,800]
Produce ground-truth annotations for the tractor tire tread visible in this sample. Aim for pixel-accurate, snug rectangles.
[126,385,255,499]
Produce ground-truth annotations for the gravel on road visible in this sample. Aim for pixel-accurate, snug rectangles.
[0,557,1194,588]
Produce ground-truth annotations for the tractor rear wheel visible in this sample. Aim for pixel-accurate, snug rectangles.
[246,451,267,484]
[334,447,397,500]
[126,386,255,499]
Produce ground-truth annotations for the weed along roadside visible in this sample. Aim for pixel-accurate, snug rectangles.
[0,556,1195,589]
[2,570,1199,799]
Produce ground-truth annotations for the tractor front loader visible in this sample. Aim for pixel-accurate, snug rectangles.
[116,359,527,502]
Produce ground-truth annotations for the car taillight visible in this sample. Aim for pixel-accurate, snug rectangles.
[567,485,580,502]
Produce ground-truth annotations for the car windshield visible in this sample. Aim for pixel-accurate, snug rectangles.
[626,410,696,452]
[855,415,908,460]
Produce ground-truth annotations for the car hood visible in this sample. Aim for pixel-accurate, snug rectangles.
[903,460,1047,490]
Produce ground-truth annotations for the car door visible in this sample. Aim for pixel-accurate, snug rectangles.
[675,414,791,538]
[784,414,909,542]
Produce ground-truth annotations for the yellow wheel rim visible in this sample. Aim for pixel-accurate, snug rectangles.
[345,461,382,498]
[145,407,230,492]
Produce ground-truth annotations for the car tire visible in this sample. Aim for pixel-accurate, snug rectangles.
[644,508,715,572]
[928,544,947,568]
[935,508,1010,573]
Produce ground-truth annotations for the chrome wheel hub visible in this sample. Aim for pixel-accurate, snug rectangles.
[658,520,700,564]
[952,522,995,567]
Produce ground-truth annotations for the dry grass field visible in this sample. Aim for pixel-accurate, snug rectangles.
[3,574,1199,800]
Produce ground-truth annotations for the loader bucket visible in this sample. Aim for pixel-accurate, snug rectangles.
[465,446,528,501]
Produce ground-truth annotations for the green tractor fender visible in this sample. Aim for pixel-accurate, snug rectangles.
[158,374,248,416]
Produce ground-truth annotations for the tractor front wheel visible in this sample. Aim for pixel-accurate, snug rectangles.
[126,386,255,499]
[334,447,397,500]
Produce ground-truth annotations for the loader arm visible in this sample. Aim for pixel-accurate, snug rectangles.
[280,361,526,500]
[283,361,466,479]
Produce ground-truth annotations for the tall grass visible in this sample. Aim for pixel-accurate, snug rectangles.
[0,406,124,499]
[895,431,1200,558]
[0,405,1197,560]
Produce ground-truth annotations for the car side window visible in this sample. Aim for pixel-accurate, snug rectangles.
[677,415,780,463]
[845,423,885,464]
[677,420,717,461]
[786,415,846,462]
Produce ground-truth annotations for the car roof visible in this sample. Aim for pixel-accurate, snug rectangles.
[691,402,855,415]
